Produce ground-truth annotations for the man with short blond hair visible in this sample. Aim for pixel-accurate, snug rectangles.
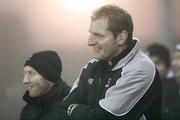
[59,4,162,120]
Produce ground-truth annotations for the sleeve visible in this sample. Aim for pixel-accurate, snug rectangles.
[68,104,123,120]
[67,103,147,120]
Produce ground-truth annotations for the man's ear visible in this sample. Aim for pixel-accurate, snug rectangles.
[116,30,128,46]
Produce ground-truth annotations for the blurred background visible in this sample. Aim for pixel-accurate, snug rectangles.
[0,0,180,119]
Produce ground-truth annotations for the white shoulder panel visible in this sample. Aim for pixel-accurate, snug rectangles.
[99,50,156,116]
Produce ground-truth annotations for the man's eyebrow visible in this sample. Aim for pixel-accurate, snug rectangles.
[24,69,34,73]
[90,32,103,36]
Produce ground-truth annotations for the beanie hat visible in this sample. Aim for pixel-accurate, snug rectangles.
[24,50,62,83]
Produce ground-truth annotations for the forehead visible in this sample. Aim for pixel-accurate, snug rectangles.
[89,18,109,33]
[23,65,36,72]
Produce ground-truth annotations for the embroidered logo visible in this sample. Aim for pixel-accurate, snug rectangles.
[88,78,94,85]
[105,78,112,88]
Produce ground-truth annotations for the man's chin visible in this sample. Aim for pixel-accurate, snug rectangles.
[29,91,39,97]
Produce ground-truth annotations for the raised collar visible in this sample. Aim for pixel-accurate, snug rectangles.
[112,39,140,71]
[95,39,140,72]
[23,80,69,108]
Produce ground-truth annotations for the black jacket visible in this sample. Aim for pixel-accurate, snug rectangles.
[62,40,162,120]
[20,80,70,120]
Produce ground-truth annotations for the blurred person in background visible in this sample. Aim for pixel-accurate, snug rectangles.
[20,50,70,120]
[147,43,172,80]
[146,43,178,118]
[58,4,162,120]
[164,44,180,120]
[172,44,180,96]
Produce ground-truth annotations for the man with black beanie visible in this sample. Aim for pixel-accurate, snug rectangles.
[20,50,70,120]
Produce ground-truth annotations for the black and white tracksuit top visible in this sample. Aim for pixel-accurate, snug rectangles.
[65,40,162,120]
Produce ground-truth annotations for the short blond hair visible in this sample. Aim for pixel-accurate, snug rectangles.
[91,4,133,44]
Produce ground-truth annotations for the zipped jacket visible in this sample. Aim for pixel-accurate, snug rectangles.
[64,40,162,120]
[20,80,70,120]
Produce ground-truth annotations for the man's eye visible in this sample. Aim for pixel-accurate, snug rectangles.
[97,34,103,37]
[95,35,104,39]
[28,71,35,76]
[93,33,102,37]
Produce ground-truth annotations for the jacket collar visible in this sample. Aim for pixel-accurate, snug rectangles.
[112,39,140,71]
[23,80,69,108]
[94,39,140,72]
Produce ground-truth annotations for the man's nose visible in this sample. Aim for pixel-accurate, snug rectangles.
[88,35,96,46]
[23,75,30,83]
